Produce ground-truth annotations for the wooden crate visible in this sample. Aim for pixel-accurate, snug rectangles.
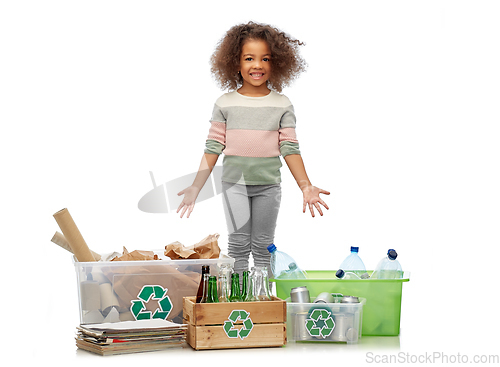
[183,296,287,350]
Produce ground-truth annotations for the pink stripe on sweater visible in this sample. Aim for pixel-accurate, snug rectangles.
[278,127,298,144]
[224,130,280,157]
[207,121,226,145]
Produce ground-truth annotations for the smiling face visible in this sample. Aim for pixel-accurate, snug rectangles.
[238,39,272,96]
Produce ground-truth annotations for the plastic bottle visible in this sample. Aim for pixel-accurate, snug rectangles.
[335,269,361,280]
[267,244,307,279]
[281,263,307,279]
[338,246,370,279]
[371,249,403,279]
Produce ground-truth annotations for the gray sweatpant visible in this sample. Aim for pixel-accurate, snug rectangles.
[222,182,281,276]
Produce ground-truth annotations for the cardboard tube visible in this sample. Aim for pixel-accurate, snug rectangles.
[99,283,120,315]
[53,208,96,262]
[51,231,101,260]
[82,310,104,324]
[51,231,72,252]
[80,280,101,311]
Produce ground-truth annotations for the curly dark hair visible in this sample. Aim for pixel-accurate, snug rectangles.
[210,21,307,93]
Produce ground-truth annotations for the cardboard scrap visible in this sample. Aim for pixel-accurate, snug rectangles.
[111,247,159,261]
[164,233,220,260]
[100,263,199,321]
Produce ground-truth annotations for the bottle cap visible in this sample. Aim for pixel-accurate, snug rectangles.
[201,265,210,273]
[336,269,345,278]
[267,244,277,253]
[350,246,359,253]
[388,249,398,260]
[288,262,298,271]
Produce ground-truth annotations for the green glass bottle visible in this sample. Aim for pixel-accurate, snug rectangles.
[229,273,242,302]
[241,271,250,302]
[206,276,219,303]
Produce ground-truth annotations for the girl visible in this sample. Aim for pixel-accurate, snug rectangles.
[177,21,329,276]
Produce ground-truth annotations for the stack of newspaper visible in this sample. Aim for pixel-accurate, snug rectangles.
[76,319,187,356]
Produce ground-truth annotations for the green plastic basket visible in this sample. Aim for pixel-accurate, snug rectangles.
[271,270,410,336]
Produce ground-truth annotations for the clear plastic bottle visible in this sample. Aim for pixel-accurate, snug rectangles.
[371,249,403,279]
[338,246,370,279]
[267,244,307,279]
[335,269,361,280]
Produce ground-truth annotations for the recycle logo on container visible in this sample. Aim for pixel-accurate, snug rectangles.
[305,308,335,338]
[223,310,254,340]
[130,285,172,320]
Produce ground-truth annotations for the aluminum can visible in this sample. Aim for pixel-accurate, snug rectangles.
[345,326,359,343]
[290,286,310,303]
[341,295,360,303]
[294,312,310,341]
[313,292,335,303]
[330,313,346,341]
[329,313,355,342]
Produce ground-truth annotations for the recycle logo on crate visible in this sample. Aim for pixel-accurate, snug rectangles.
[223,310,254,340]
[130,285,172,320]
[305,308,335,338]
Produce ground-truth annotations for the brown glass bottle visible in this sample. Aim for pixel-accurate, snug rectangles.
[196,265,210,303]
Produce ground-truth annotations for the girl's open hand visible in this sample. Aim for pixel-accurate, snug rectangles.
[177,186,201,218]
[301,185,330,217]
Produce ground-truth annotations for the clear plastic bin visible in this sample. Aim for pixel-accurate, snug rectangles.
[74,255,234,325]
[286,297,365,344]
[272,270,410,336]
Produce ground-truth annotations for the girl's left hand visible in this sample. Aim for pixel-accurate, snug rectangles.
[301,185,330,217]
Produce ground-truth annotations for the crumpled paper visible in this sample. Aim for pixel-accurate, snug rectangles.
[165,233,220,260]
[164,241,197,259]
[111,247,159,261]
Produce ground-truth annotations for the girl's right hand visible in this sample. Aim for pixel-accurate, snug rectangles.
[177,186,201,218]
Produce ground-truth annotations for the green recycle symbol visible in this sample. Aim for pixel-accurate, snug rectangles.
[130,285,172,320]
[305,308,335,338]
[223,310,254,340]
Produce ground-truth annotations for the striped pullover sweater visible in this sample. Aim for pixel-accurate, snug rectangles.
[204,90,301,185]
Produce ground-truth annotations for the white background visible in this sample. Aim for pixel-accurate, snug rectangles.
[1,0,499,365]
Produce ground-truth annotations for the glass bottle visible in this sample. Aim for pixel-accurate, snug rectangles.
[218,271,230,303]
[218,263,232,302]
[206,276,219,303]
[198,273,210,303]
[229,273,242,302]
[196,265,210,303]
[251,266,271,301]
[241,271,250,302]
